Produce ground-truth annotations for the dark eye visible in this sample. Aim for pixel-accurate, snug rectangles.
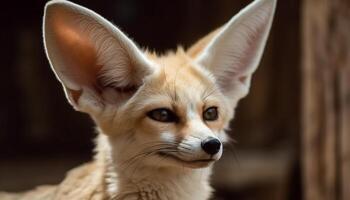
[147,108,178,123]
[203,107,218,121]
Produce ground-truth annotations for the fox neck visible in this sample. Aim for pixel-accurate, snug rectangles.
[96,134,214,200]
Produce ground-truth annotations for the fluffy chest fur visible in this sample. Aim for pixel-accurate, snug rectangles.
[111,169,212,200]
[0,154,211,200]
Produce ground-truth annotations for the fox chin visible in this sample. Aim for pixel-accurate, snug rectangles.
[0,0,276,199]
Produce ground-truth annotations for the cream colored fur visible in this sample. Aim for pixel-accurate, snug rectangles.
[0,0,276,199]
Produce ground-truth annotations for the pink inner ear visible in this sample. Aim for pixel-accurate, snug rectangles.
[44,2,156,111]
[49,8,101,89]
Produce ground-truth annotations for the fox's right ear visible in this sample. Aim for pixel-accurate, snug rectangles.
[43,0,153,114]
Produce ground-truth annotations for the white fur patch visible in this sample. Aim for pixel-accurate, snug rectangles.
[160,132,176,142]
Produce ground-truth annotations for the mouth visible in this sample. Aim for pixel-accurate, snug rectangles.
[157,152,216,168]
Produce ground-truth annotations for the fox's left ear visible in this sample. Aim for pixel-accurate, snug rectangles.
[193,0,276,100]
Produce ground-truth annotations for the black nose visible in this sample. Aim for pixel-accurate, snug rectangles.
[201,137,221,155]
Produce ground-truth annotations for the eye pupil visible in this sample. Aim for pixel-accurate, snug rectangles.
[159,110,168,120]
[147,108,178,123]
[203,107,218,121]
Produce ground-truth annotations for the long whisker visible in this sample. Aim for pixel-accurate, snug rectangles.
[118,140,197,174]
[185,135,202,141]
[178,145,191,151]
[126,148,183,179]
[120,147,170,169]
[120,144,179,169]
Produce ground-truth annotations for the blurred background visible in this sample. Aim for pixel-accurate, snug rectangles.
[0,0,349,200]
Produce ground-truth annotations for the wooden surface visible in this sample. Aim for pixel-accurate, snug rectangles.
[302,0,350,199]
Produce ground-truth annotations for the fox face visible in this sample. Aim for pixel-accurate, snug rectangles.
[102,51,233,169]
[43,0,275,170]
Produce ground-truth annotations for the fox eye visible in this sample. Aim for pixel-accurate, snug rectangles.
[203,107,218,121]
[147,108,178,123]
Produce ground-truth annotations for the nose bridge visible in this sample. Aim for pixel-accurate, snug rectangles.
[182,98,215,139]
[186,117,214,139]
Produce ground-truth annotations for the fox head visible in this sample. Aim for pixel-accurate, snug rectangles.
[43,0,276,169]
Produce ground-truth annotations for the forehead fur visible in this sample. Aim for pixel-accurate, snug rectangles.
[145,47,216,93]
[122,47,224,116]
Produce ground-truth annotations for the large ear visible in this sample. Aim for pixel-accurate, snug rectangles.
[43,0,153,114]
[193,0,276,100]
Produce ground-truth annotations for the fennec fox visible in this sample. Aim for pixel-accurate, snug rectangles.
[0,0,276,199]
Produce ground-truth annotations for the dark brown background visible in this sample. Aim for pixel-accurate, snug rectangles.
[0,0,301,199]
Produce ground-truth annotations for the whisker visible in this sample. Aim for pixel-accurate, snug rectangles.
[179,142,192,147]
[118,140,197,174]
[186,135,202,141]
[178,147,193,153]
[120,145,179,170]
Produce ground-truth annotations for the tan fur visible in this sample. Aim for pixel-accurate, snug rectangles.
[0,162,105,200]
[0,0,276,199]
[0,49,227,200]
